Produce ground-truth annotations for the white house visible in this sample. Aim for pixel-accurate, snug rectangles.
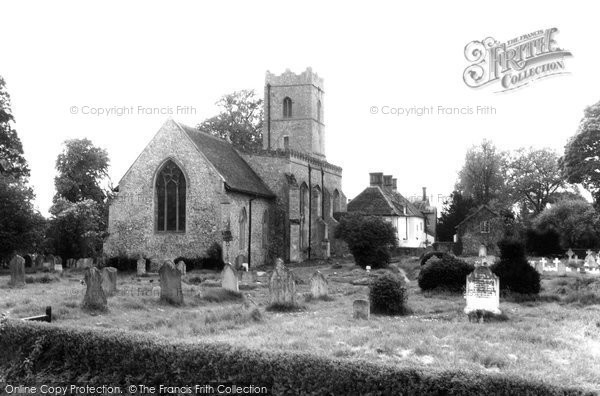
[347,173,433,248]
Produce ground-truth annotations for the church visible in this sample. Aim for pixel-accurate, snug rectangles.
[103,68,347,266]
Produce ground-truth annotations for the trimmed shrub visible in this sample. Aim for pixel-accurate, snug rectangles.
[491,238,540,295]
[0,321,591,395]
[420,251,446,266]
[334,212,397,269]
[418,253,474,292]
[369,273,408,315]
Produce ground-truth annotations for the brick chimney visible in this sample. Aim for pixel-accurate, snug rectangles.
[392,178,397,192]
[369,172,383,187]
[383,175,393,192]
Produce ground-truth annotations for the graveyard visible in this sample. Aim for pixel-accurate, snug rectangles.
[2,255,600,393]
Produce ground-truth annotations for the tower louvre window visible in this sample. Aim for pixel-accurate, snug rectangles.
[283,97,292,118]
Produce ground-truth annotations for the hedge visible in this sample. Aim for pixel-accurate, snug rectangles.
[0,321,593,395]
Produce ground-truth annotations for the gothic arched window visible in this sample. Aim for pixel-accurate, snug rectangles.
[239,207,247,249]
[299,183,309,249]
[332,189,341,214]
[156,160,186,232]
[283,97,292,118]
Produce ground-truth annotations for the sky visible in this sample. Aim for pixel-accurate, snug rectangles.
[1,1,598,216]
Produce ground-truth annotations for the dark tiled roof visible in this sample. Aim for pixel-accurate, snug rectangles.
[455,205,499,229]
[348,186,424,218]
[177,122,275,198]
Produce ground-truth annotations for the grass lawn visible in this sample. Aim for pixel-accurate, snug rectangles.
[2,258,600,392]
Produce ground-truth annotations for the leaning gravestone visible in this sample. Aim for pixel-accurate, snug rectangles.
[137,257,146,276]
[464,264,501,316]
[176,260,186,276]
[221,263,239,292]
[82,267,107,311]
[101,267,118,296]
[268,259,296,305]
[310,270,328,299]
[353,299,370,320]
[9,255,26,287]
[159,260,183,305]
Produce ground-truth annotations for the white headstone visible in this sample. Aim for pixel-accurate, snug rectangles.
[365,266,371,273]
[584,251,597,268]
[241,263,249,272]
[478,244,487,258]
[221,263,239,292]
[54,264,63,274]
[557,261,566,276]
[176,260,186,276]
[566,248,574,262]
[137,257,146,276]
[353,299,370,320]
[464,266,501,315]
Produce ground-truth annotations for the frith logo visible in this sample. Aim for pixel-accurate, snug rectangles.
[463,28,572,92]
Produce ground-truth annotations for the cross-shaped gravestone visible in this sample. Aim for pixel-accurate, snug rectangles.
[566,248,574,261]
[540,258,548,266]
[553,258,561,266]
[528,260,536,268]
[586,249,593,256]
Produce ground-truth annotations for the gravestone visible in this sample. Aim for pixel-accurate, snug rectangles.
[43,255,54,270]
[101,267,118,296]
[310,270,328,299]
[34,255,44,269]
[528,260,536,268]
[269,260,296,305]
[137,257,146,276]
[54,263,63,274]
[82,267,107,310]
[176,260,186,276]
[149,258,161,272]
[557,260,567,276]
[535,260,544,274]
[76,258,93,269]
[478,244,487,258]
[353,299,370,320]
[55,256,62,265]
[566,248,574,262]
[365,266,371,273]
[66,258,76,268]
[221,263,239,292]
[584,250,596,268]
[464,266,501,315]
[9,255,26,287]
[240,270,255,284]
[235,254,247,271]
[159,260,183,305]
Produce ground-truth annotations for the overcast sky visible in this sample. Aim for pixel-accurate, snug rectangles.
[2,1,598,216]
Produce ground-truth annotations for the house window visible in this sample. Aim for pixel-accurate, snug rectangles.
[480,220,490,233]
[239,208,247,249]
[283,97,292,118]
[156,160,186,232]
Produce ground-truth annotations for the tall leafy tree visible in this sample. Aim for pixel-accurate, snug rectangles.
[197,90,263,152]
[563,100,600,208]
[436,191,477,242]
[456,140,506,206]
[54,138,110,203]
[0,76,29,180]
[504,147,565,216]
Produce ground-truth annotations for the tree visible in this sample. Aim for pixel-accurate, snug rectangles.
[334,212,397,268]
[504,147,565,217]
[491,238,540,294]
[0,76,29,180]
[456,140,506,206]
[46,198,106,259]
[54,138,110,204]
[0,175,45,261]
[533,199,600,249]
[197,90,263,152]
[436,191,476,242]
[563,100,600,208]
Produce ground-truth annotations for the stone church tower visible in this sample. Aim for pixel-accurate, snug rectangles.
[262,68,325,158]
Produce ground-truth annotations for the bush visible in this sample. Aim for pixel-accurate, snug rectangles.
[175,242,225,272]
[334,212,397,269]
[420,251,446,266]
[418,253,474,292]
[491,239,540,295]
[369,273,408,315]
[452,239,463,256]
[0,321,590,395]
